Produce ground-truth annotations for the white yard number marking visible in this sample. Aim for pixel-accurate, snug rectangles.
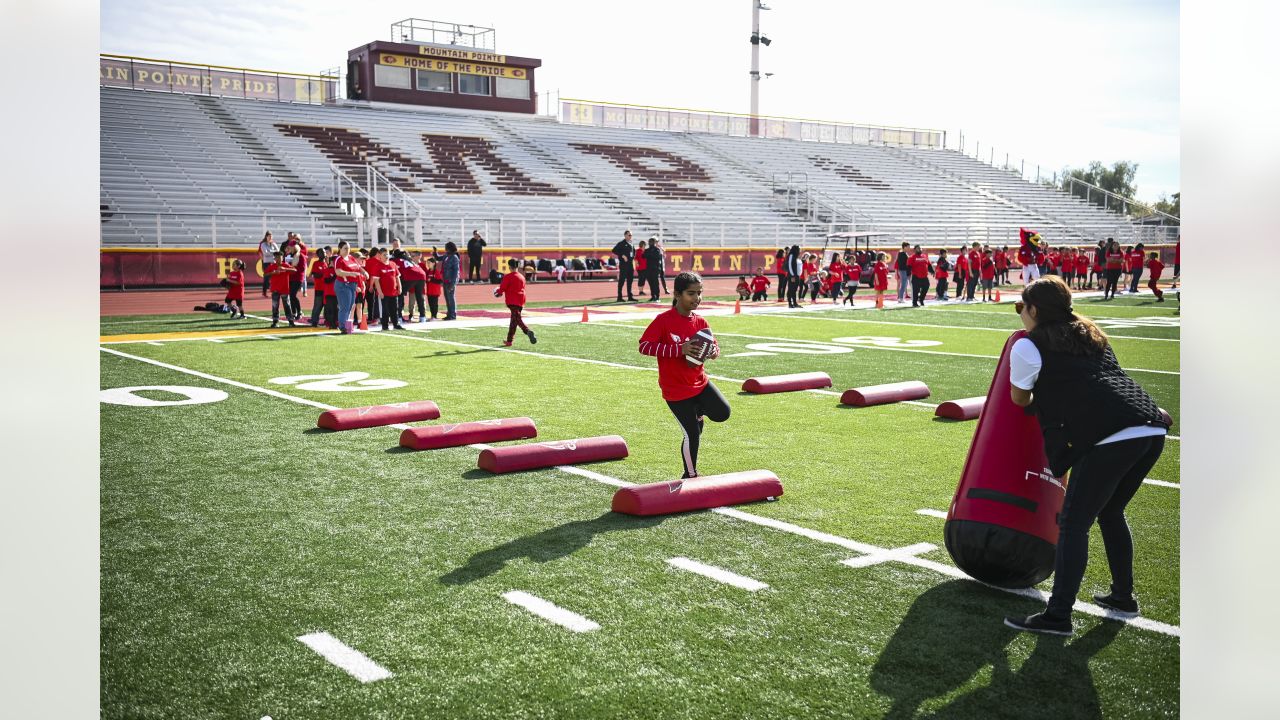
[742,342,854,355]
[1092,317,1181,330]
[830,336,943,348]
[100,385,229,407]
[268,372,407,392]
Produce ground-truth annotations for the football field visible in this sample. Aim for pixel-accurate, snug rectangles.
[99,293,1180,719]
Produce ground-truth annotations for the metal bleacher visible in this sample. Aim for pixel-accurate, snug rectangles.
[100,85,1143,249]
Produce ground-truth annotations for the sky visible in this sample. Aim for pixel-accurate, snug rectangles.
[101,0,1179,203]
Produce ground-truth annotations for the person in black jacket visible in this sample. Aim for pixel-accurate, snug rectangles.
[643,237,663,301]
[785,245,803,308]
[612,231,637,301]
[466,230,487,283]
[1003,276,1169,636]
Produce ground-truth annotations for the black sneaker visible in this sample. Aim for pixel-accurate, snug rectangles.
[526,329,537,344]
[1093,593,1140,616]
[1003,612,1073,637]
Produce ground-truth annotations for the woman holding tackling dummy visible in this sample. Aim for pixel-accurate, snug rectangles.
[638,272,730,479]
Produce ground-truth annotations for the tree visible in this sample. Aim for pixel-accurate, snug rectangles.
[1059,160,1141,214]
[1152,192,1180,219]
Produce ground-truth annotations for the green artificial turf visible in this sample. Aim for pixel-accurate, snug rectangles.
[100,297,1180,719]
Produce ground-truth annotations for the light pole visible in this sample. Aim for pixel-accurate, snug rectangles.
[749,1,771,137]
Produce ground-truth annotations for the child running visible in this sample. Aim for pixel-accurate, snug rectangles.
[223,259,246,319]
[638,272,728,479]
[495,258,537,346]
[1146,251,1166,302]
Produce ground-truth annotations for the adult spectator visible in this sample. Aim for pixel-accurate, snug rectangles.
[653,238,670,294]
[612,230,637,302]
[466,230,487,283]
[895,242,911,303]
[442,241,461,320]
[332,241,364,334]
[908,244,933,307]
[644,237,663,301]
[1003,276,1168,636]
[258,231,278,297]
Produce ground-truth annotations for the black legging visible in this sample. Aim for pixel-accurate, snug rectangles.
[786,274,802,307]
[1104,269,1122,299]
[776,273,789,301]
[666,382,731,478]
[1046,434,1165,618]
[288,280,302,318]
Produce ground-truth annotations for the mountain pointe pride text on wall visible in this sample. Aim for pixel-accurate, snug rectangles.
[99,55,336,104]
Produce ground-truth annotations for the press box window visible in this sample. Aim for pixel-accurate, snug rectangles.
[458,74,491,96]
[496,77,529,99]
[416,70,452,93]
[373,64,411,89]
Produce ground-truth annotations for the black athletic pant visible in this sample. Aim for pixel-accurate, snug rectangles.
[1046,434,1165,618]
[936,278,948,299]
[1104,269,1122,299]
[776,273,789,301]
[309,292,325,325]
[617,265,635,300]
[647,270,660,300]
[786,274,802,307]
[911,276,929,306]
[288,280,302,318]
[380,296,400,329]
[403,280,425,319]
[427,295,440,319]
[966,276,978,301]
[1129,267,1144,294]
[468,255,482,282]
[324,293,338,328]
[506,304,530,342]
[666,382,731,479]
[365,292,380,323]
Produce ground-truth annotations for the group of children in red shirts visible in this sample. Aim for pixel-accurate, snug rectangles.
[737,252,893,307]
[220,238,451,330]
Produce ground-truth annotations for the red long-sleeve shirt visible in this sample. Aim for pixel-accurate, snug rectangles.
[638,308,718,402]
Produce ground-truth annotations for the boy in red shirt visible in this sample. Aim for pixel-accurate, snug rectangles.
[495,258,537,346]
[373,248,405,331]
[980,249,997,302]
[638,271,727,479]
[995,246,1010,285]
[749,269,771,301]
[223,259,246,319]
[965,243,982,301]
[735,275,751,301]
[934,249,951,301]
[908,245,933,307]
[265,251,298,327]
[1146,251,1165,301]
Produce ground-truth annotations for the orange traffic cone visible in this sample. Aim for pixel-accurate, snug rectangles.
[995,289,1002,302]
[580,306,590,323]
[358,306,368,331]
[734,299,741,314]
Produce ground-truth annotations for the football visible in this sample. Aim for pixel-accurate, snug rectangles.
[685,328,716,366]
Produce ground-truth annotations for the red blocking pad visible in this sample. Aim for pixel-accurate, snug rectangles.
[399,417,537,450]
[611,470,783,516]
[317,401,441,430]
[477,435,628,473]
[840,381,931,407]
[935,397,985,421]
[741,372,832,394]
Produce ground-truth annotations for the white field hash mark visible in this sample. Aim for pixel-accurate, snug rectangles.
[916,509,949,519]
[502,591,600,633]
[296,631,393,683]
[667,557,768,591]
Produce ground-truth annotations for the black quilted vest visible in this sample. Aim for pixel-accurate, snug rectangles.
[1027,335,1168,475]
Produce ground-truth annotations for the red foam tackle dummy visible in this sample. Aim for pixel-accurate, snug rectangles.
[317,401,440,431]
[477,435,628,474]
[840,381,931,407]
[611,470,783,516]
[400,417,537,450]
[935,397,985,421]
[741,372,832,394]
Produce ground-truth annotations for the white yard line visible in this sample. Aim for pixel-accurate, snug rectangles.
[1144,478,1181,489]
[666,557,768,591]
[206,338,226,343]
[915,509,949,519]
[769,313,1179,342]
[841,542,939,569]
[502,591,600,632]
[101,344,1181,637]
[145,341,164,346]
[295,631,393,683]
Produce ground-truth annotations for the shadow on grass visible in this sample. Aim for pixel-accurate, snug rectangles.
[931,416,976,424]
[870,580,1122,719]
[383,445,414,454]
[439,511,665,585]
[302,427,332,435]
[413,348,497,359]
